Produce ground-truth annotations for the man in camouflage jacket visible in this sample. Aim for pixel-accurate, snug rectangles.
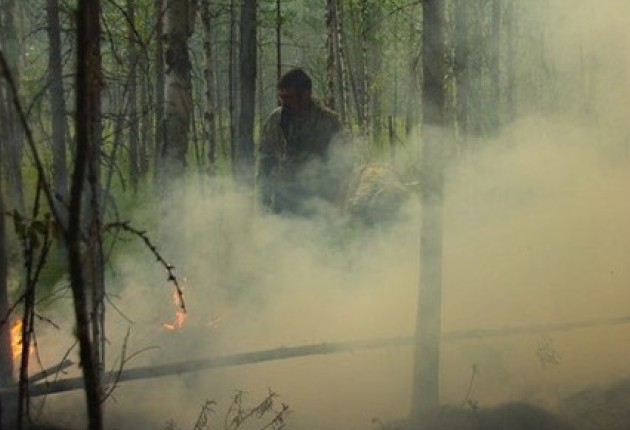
[257,68,343,214]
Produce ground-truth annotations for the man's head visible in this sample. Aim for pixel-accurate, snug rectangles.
[277,68,312,115]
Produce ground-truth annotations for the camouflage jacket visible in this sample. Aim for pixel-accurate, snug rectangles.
[257,99,342,212]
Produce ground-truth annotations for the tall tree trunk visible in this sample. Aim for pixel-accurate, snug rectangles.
[358,0,369,138]
[405,12,421,137]
[161,0,196,180]
[127,0,140,188]
[368,1,383,143]
[335,1,350,126]
[325,0,336,109]
[454,0,469,143]
[200,0,217,175]
[0,0,24,214]
[0,134,14,429]
[236,0,256,186]
[489,0,501,135]
[275,0,281,81]
[228,0,236,175]
[411,0,446,422]
[139,62,151,177]
[72,1,104,428]
[153,0,165,186]
[46,0,68,209]
[505,0,515,123]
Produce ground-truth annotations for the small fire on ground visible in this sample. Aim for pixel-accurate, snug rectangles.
[163,289,186,331]
[10,319,33,361]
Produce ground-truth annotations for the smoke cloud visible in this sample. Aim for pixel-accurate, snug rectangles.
[32,1,630,429]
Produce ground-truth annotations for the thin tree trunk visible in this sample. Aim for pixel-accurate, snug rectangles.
[454,0,469,143]
[325,0,336,109]
[335,1,350,127]
[153,0,165,186]
[359,0,369,138]
[489,0,501,135]
[0,130,14,429]
[411,0,446,422]
[139,62,151,177]
[200,0,217,176]
[228,0,236,176]
[46,0,68,209]
[276,0,281,81]
[505,0,515,122]
[127,0,140,188]
[236,0,256,186]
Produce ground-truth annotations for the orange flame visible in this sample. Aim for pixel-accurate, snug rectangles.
[163,289,186,331]
[10,320,24,360]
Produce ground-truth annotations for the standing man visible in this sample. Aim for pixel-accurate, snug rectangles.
[257,68,344,214]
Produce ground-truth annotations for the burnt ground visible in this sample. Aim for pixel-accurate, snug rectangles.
[12,377,630,429]
[379,378,630,430]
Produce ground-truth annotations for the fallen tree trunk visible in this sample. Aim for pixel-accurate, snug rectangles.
[9,314,630,397]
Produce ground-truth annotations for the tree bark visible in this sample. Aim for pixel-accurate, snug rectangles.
[489,0,501,135]
[200,0,217,175]
[46,0,68,209]
[235,0,256,186]
[72,1,104,428]
[0,0,24,214]
[275,0,281,81]
[0,126,13,428]
[127,0,140,188]
[335,0,350,126]
[505,0,516,122]
[412,0,446,422]
[453,0,469,142]
[153,0,165,186]
[325,0,336,109]
[161,0,196,180]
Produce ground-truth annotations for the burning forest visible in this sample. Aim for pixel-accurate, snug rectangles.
[1,0,630,429]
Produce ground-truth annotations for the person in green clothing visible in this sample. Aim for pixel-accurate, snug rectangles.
[257,68,345,214]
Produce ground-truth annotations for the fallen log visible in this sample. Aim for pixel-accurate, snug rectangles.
[8,314,630,397]
[27,359,74,384]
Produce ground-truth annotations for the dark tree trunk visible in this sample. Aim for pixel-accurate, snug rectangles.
[228,0,236,175]
[236,0,256,186]
[489,0,501,135]
[325,0,336,109]
[200,0,217,175]
[276,0,281,81]
[127,0,140,188]
[412,0,446,422]
[0,138,14,428]
[153,0,165,186]
[0,0,24,214]
[139,62,151,177]
[335,1,350,126]
[454,0,469,142]
[505,0,516,122]
[71,1,104,428]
